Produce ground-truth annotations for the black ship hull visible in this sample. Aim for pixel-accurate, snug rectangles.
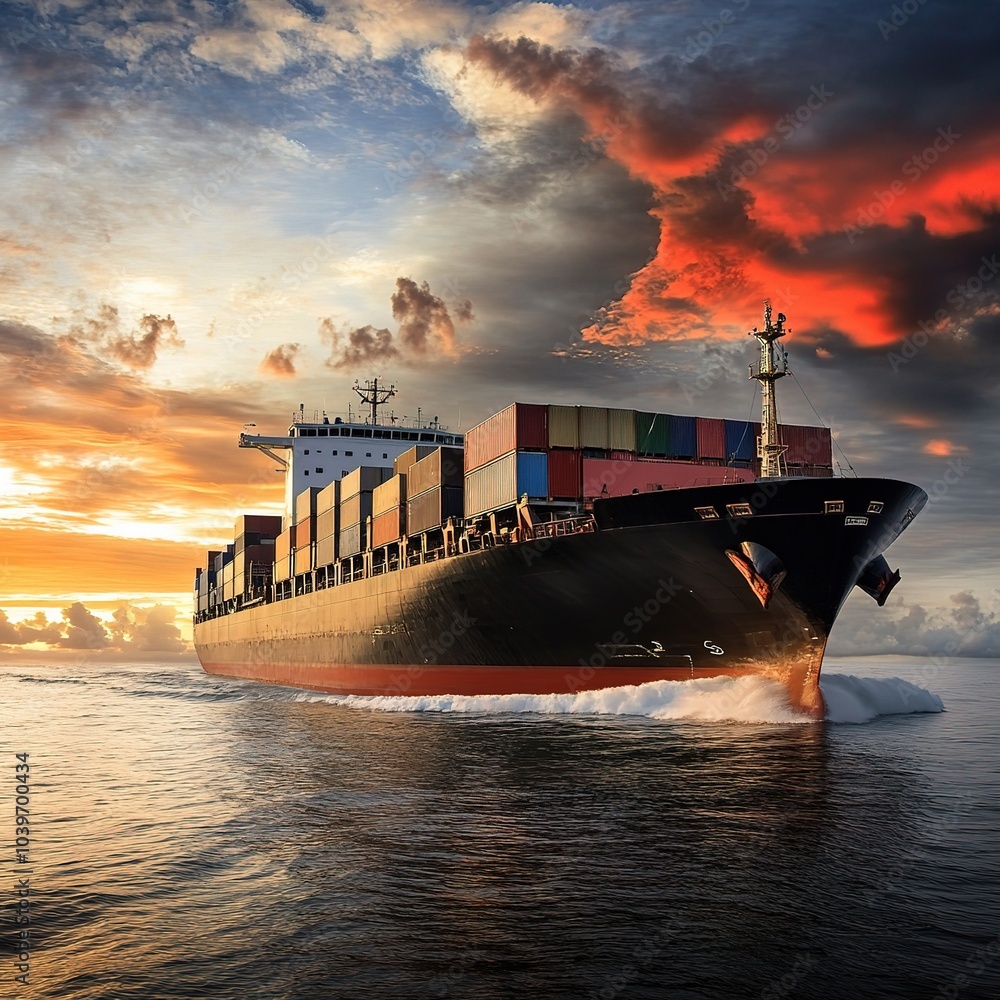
[195,476,926,717]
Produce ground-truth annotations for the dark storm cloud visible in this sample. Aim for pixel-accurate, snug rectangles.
[789,213,1000,336]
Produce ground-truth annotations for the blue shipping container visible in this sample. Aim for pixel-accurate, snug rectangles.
[516,451,548,499]
[724,419,755,462]
[667,414,697,458]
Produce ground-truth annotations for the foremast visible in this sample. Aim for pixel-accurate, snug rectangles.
[749,302,789,478]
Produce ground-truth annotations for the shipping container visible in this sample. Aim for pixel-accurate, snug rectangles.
[316,507,337,542]
[234,514,282,538]
[608,408,637,452]
[667,414,697,458]
[274,528,292,564]
[578,406,609,449]
[724,419,756,462]
[341,465,393,500]
[409,447,464,496]
[464,451,549,517]
[547,449,582,499]
[338,522,365,558]
[407,486,463,535]
[340,492,373,529]
[464,403,547,472]
[696,417,726,460]
[317,480,340,515]
[373,474,406,518]
[548,405,580,449]
[293,545,313,576]
[316,534,337,567]
[371,507,406,548]
[583,458,754,497]
[393,445,437,479]
[782,424,833,467]
[635,412,669,456]
[273,552,292,583]
[607,450,635,462]
[295,487,321,523]
[293,518,314,549]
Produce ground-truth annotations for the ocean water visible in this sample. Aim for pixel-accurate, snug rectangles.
[2,657,999,1000]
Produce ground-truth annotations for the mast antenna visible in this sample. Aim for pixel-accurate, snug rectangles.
[748,301,789,478]
[353,377,396,426]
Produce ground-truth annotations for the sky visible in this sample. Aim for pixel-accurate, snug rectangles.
[0,0,998,659]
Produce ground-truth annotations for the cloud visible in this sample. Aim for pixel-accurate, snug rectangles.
[59,601,111,650]
[0,602,188,654]
[320,320,399,370]
[391,276,467,354]
[461,14,1000,348]
[259,342,301,377]
[831,591,1000,658]
[321,276,471,368]
[104,314,184,369]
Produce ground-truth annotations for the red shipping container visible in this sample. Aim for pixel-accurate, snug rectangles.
[696,417,726,460]
[547,449,582,499]
[607,450,635,462]
[465,403,548,472]
[782,424,832,466]
[583,458,754,498]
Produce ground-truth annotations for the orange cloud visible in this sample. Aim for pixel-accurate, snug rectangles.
[464,36,1000,350]
[923,438,965,456]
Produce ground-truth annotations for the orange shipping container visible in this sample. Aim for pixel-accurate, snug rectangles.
[371,507,405,547]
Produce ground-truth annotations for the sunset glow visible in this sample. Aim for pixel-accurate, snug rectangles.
[1,0,997,655]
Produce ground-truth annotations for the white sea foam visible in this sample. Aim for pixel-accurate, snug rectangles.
[820,672,944,724]
[322,672,945,725]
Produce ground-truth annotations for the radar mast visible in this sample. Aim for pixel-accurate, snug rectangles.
[748,302,789,479]
[353,377,396,426]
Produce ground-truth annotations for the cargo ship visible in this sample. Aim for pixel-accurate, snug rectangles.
[194,306,926,716]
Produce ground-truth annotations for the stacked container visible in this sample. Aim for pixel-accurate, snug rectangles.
[465,451,548,518]
[273,527,292,583]
[782,424,833,470]
[293,487,320,575]
[372,474,406,548]
[315,481,339,568]
[635,412,669,457]
[695,417,726,463]
[394,445,437,478]
[406,447,464,535]
[339,466,393,557]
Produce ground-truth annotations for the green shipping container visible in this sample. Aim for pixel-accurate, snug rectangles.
[635,412,669,456]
